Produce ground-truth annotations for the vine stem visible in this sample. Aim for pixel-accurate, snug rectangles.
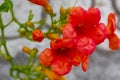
[4,19,13,28]
[10,8,22,26]
[26,55,33,66]
[10,7,29,32]
[47,14,54,33]
[0,13,14,66]
[73,0,78,6]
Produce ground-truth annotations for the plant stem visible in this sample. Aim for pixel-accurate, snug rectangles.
[26,55,33,66]
[0,13,14,65]
[30,55,37,67]
[10,8,22,26]
[4,19,13,28]
[47,14,54,33]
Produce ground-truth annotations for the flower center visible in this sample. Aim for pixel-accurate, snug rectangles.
[75,24,84,34]
[58,48,66,53]
[55,47,69,56]
[75,24,92,35]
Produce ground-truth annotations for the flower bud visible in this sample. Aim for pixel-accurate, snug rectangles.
[44,68,61,80]
[22,46,32,54]
[34,66,42,72]
[26,21,35,29]
[58,25,65,32]
[30,48,38,55]
[32,29,44,42]
[28,0,53,14]
[19,30,26,37]
[28,0,49,8]
[66,7,73,13]
[60,6,66,15]
[45,6,53,14]
[47,33,60,40]
[52,24,57,29]
[60,77,66,80]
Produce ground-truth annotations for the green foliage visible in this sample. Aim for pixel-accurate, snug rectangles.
[4,0,13,9]
[0,2,9,12]
[28,10,34,21]
[0,0,13,12]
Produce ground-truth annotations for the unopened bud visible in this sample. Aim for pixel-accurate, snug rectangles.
[32,29,44,42]
[45,5,53,14]
[60,77,66,80]
[34,66,42,72]
[47,33,60,40]
[60,6,66,15]
[58,25,65,32]
[22,46,32,54]
[19,30,26,37]
[26,21,35,29]
[66,7,73,13]
[52,24,57,29]
[31,48,38,55]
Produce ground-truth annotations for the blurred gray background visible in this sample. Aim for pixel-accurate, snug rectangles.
[0,0,120,80]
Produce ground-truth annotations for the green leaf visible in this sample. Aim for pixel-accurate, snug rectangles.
[4,0,13,9]
[0,2,9,12]
[28,10,34,21]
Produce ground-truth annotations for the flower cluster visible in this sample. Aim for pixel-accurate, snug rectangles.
[29,0,120,77]
[40,6,107,76]
[2,0,120,80]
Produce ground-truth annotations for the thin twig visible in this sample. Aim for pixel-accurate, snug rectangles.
[91,0,95,7]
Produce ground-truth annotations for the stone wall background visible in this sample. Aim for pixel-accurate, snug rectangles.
[0,0,120,80]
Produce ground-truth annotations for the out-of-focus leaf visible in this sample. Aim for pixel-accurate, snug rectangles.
[0,2,9,12]
[4,0,13,9]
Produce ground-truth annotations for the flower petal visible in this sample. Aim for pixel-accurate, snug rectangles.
[52,57,72,76]
[87,23,108,44]
[39,48,53,66]
[62,23,77,39]
[28,0,49,7]
[76,37,96,56]
[81,56,89,72]
[107,13,116,35]
[108,33,119,50]
[69,50,82,66]
[87,8,101,25]
[68,6,87,26]
[50,38,73,50]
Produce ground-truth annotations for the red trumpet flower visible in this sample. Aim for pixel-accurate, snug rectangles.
[28,0,49,7]
[107,13,120,50]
